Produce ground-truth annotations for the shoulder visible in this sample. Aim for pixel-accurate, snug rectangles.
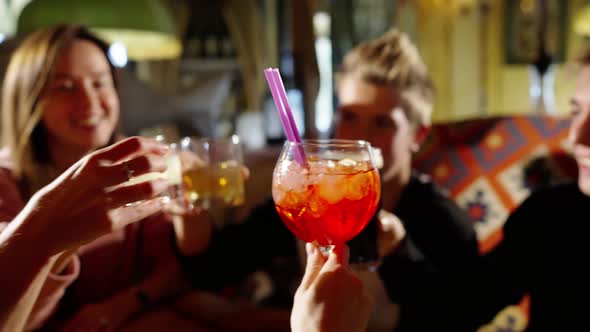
[527,181,579,201]
[407,173,450,198]
[400,173,466,218]
[514,182,579,216]
[507,182,580,228]
[396,173,475,237]
[500,182,583,248]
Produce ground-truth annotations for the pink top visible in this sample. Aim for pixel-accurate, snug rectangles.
[0,148,178,330]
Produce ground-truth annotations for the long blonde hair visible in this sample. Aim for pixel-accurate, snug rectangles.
[1,25,117,194]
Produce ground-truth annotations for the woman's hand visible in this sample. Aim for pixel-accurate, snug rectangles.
[18,136,170,256]
[291,243,373,332]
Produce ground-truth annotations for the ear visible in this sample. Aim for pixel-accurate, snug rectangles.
[411,125,430,152]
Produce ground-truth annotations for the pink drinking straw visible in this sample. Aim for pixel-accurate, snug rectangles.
[264,69,296,141]
[271,68,303,144]
[264,68,308,166]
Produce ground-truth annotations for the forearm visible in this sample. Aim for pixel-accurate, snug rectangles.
[1,257,54,332]
[0,210,81,331]
[26,254,80,331]
[0,215,53,324]
[172,213,212,256]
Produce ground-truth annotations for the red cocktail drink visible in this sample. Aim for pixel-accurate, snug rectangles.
[272,140,381,248]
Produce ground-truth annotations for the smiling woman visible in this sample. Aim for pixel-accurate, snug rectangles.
[0,25,203,331]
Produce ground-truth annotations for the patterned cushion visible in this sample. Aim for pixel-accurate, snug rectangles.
[414,115,575,252]
[413,115,575,331]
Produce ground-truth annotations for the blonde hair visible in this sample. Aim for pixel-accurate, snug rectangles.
[337,29,434,127]
[1,25,116,194]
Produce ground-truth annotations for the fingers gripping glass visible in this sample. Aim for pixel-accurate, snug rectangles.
[121,141,183,207]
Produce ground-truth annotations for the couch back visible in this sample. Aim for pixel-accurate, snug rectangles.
[413,115,576,252]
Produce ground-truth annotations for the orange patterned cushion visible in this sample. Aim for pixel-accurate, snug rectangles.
[414,115,575,252]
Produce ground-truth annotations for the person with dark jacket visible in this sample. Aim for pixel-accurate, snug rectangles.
[176,29,488,331]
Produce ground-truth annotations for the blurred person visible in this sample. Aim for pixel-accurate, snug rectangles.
[0,137,169,331]
[332,28,489,330]
[468,45,590,331]
[0,25,209,331]
[175,29,486,331]
[298,28,590,332]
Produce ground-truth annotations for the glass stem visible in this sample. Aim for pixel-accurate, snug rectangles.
[319,245,335,255]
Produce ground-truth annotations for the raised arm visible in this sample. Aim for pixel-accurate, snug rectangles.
[0,137,170,331]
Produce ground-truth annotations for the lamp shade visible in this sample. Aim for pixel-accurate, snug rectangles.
[17,0,182,60]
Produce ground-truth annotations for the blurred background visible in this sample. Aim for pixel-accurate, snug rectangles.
[0,0,589,148]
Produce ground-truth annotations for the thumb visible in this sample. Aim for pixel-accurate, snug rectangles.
[321,244,350,274]
[300,242,327,290]
[331,244,350,266]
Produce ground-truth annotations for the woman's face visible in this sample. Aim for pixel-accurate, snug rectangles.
[334,75,415,182]
[41,39,119,150]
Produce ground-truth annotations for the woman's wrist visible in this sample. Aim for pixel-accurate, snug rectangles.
[4,213,53,265]
[10,194,60,258]
[0,214,56,312]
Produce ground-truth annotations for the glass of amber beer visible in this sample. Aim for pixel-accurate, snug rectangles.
[180,135,245,209]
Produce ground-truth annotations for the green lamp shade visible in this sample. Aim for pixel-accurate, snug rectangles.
[17,0,182,60]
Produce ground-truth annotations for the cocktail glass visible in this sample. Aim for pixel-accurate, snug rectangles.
[272,139,381,253]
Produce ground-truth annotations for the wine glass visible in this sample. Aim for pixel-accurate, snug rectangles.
[272,139,381,253]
